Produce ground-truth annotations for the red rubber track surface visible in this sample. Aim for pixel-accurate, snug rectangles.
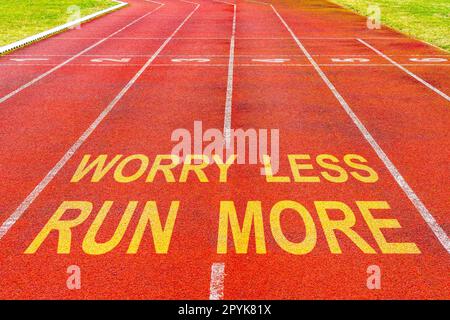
[0,0,448,299]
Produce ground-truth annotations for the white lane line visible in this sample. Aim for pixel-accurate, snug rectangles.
[209,1,235,299]
[252,58,290,63]
[271,5,450,253]
[214,0,236,147]
[245,0,270,5]
[171,58,211,62]
[0,2,200,240]
[9,58,49,62]
[197,1,230,300]
[357,39,450,102]
[209,263,225,300]
[213,0,235,5]
[90,57,131,63]
[145,0,165,5]
[0,1,165,105]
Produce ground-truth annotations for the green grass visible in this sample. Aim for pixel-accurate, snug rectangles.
[330,0,450,52]
[0,0,118,46]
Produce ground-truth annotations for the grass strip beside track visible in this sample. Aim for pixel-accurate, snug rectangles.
[0,0,119,46]
[329,0,450,52]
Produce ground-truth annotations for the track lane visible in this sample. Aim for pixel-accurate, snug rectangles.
[217,0,449,299]
[0,0,448,300]
[271,0,450,234]
[0,2,195,230]
[0,0,235,299]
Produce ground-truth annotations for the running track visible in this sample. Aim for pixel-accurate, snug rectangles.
[0,0,449,299]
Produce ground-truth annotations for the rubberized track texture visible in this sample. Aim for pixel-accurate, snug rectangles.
[0,0,449,299]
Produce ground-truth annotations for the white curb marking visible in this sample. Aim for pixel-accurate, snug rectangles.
[0,1,128,55]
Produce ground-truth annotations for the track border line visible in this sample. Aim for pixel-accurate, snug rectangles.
[212,0,237,147]
[271,4,450,253]
[357,39,450,102]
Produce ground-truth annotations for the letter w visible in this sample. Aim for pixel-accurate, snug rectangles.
[71,154,123,182]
